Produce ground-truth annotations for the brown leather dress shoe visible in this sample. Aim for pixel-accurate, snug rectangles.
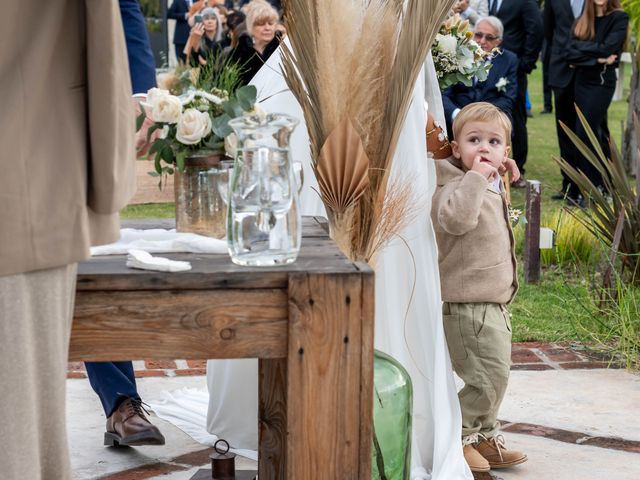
[463,444,491,472]
[476,435,527,469]
[104,398,165,447]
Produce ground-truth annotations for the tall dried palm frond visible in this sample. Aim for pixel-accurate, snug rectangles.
[281,0,452,261]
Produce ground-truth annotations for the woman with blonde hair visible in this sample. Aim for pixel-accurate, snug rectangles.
[228,0,283,84]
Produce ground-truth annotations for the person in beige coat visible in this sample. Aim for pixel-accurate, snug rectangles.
[431,103,526,474]
[0,2,136,478]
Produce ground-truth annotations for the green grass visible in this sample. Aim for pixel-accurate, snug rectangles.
[508,63,636,347]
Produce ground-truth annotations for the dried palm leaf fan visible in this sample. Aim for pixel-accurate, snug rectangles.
[281,0,452,261]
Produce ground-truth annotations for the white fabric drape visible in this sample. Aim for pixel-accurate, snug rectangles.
[205,47,472,479]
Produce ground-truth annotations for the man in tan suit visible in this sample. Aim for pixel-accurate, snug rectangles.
[0,2,136,478]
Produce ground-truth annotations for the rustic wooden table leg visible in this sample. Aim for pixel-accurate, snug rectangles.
[286,272,374,479]
[259,358,287,479]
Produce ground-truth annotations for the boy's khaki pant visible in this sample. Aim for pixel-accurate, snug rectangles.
[443,302,512,439]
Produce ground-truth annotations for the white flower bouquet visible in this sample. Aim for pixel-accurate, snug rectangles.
[139,84,258,178]
[431,14,493,90]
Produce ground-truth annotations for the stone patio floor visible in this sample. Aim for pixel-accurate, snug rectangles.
[66,343,640,480]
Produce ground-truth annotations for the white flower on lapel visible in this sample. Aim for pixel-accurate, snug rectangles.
[495,77,509,93]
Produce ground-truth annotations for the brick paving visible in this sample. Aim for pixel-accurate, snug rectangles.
[72,342,630,480]
[66,342,622,379]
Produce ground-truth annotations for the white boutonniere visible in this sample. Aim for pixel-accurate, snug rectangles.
[507,205,527,228]
[495,77,509,93]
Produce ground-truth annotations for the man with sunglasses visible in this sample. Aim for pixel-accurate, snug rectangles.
[442,17,519,141]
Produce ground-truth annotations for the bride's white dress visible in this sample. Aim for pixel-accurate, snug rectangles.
[205,50,472,480]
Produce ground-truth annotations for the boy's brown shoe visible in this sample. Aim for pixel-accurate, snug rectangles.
[463,444,491,472]
[476,435,527,468]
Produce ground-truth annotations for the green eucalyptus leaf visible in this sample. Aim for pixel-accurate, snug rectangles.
[235,85,257,110]
[223,99,243,119]
[148,171,160,177]
[212,113,233,138]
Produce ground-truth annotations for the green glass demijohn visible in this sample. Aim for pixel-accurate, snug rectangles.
[371,350,413,480]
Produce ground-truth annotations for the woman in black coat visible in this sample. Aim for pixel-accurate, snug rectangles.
[228,0,283,86]
[565,0,628,195]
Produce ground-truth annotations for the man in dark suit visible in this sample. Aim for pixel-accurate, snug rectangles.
[168,0,192,63]
[82,0,165,448]
[544,0,584,200]
[443,16,519,138]
[489,0,543,185]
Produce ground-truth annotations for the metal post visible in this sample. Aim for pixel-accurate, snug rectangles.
[523,180,541,284]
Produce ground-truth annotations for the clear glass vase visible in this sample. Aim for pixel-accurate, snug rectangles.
[174,151,228,239]
[226,113,301,266]
[372,350,413,480]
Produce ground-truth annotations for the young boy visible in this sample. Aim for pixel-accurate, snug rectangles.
[431,102,527,473]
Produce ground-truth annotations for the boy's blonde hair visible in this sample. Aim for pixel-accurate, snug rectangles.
[452,102,512,146]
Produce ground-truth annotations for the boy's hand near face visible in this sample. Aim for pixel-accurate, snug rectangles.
[471,154,499,181]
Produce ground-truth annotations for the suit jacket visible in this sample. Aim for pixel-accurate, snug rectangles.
[121,0,157,93]
[0,0,136,276]
[494,0,543,73]
[442,48,519,135]
[167,0,191,45]
[544,0,578,89]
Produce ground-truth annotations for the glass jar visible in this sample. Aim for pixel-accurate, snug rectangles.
[372,350,413,480]
[174,151,228,239]
[226,114,301,266]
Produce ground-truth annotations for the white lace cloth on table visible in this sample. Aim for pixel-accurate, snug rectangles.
[90,228,227,255]
[90,228,227,272]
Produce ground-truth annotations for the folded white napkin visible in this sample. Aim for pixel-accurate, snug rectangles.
[91,228,227,256]
[126,249,192,272]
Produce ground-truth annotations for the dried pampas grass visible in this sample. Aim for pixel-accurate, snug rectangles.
[282,0,452,262]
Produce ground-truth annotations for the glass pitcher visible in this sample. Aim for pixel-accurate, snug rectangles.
[226,113,301,266]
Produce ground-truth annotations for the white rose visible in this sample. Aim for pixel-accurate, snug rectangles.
[176,108,212,145]
[436,34,458,56]
[144,87,170,105]
[150,95,183,124]
[141,88,182,124]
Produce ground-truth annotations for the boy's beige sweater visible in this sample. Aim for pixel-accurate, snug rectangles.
[431,157,518,304]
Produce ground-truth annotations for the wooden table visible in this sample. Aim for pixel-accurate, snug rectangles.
[69,217,374,479]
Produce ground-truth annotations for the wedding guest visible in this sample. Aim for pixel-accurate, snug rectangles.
[83,0,166,449]
[564,0,628,198]
[185,7,225,65]
[229,0,283,85]
[442,17,518,139]
[431,102,526,474]
[0,1,136,478]
[167,0,193,63]
[452,0,489,26]
[489,0,543,186]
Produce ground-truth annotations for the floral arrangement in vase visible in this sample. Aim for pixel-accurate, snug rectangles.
[137,55,259,183]
[431,14,494,89]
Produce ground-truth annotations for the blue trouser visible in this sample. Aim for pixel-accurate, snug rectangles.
[85,362,140,417]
